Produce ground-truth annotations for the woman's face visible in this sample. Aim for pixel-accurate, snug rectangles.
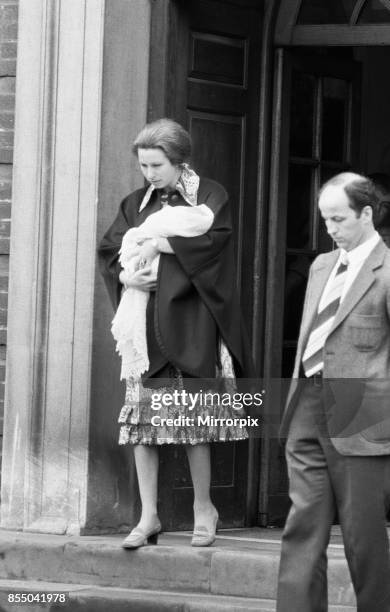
[138,148,180,190]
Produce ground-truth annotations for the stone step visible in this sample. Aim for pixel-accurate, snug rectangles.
[0,529,356,608]
[0,579,356,612]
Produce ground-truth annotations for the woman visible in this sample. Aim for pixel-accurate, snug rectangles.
[98,118,254,549]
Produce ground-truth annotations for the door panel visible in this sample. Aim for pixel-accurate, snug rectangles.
[190,32,247,86]
[186,0,262,324]
[152,0,263,530]
[190,113,245,270]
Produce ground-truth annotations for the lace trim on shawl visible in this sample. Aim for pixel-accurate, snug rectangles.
[138,164,200,211]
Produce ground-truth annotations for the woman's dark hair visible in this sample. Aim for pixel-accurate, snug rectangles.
[132,118,191,165]
[319,172,379,217]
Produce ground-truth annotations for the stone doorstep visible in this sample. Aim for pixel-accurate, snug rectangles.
[0,529,356,607]
[0,580,271,612]
[0,579,356,612]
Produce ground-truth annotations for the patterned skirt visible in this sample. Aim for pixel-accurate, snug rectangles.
[118,365,248,445]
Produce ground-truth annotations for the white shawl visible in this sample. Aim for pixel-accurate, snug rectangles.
[111,204,214,380]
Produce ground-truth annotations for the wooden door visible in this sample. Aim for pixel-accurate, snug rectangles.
[264,48,361,525]
[149,0,263,530]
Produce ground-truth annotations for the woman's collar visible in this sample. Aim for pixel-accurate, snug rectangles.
[138,164,200,212]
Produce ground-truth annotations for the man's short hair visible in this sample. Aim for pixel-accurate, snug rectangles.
[319,172,379,217]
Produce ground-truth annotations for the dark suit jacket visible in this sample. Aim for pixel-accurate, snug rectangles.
[281,239,390,455]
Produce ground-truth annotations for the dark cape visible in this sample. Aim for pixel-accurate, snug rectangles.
[98,177,255,379]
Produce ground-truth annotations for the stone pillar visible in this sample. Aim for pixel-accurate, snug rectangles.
[1,0,151,534]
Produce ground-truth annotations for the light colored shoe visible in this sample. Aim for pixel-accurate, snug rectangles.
[122,521,161,549]
[191,512,218,547]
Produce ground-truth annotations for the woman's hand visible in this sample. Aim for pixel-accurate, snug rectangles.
[119,267,157,292]
[135,238,159,267]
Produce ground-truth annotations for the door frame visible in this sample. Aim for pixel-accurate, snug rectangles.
[275,0,390,46]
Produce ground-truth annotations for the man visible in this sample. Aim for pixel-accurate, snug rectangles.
[277,172,390,612]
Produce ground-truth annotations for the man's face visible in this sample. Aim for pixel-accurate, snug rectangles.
[319,185,373,252]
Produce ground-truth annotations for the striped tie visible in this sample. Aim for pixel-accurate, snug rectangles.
[302,258,349,377]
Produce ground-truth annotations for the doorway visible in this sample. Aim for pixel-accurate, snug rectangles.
[264,0,390,525]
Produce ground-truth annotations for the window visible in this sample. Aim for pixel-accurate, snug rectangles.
[298,0,390,25]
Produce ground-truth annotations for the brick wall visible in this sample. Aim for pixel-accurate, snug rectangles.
[0,0,17,452]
